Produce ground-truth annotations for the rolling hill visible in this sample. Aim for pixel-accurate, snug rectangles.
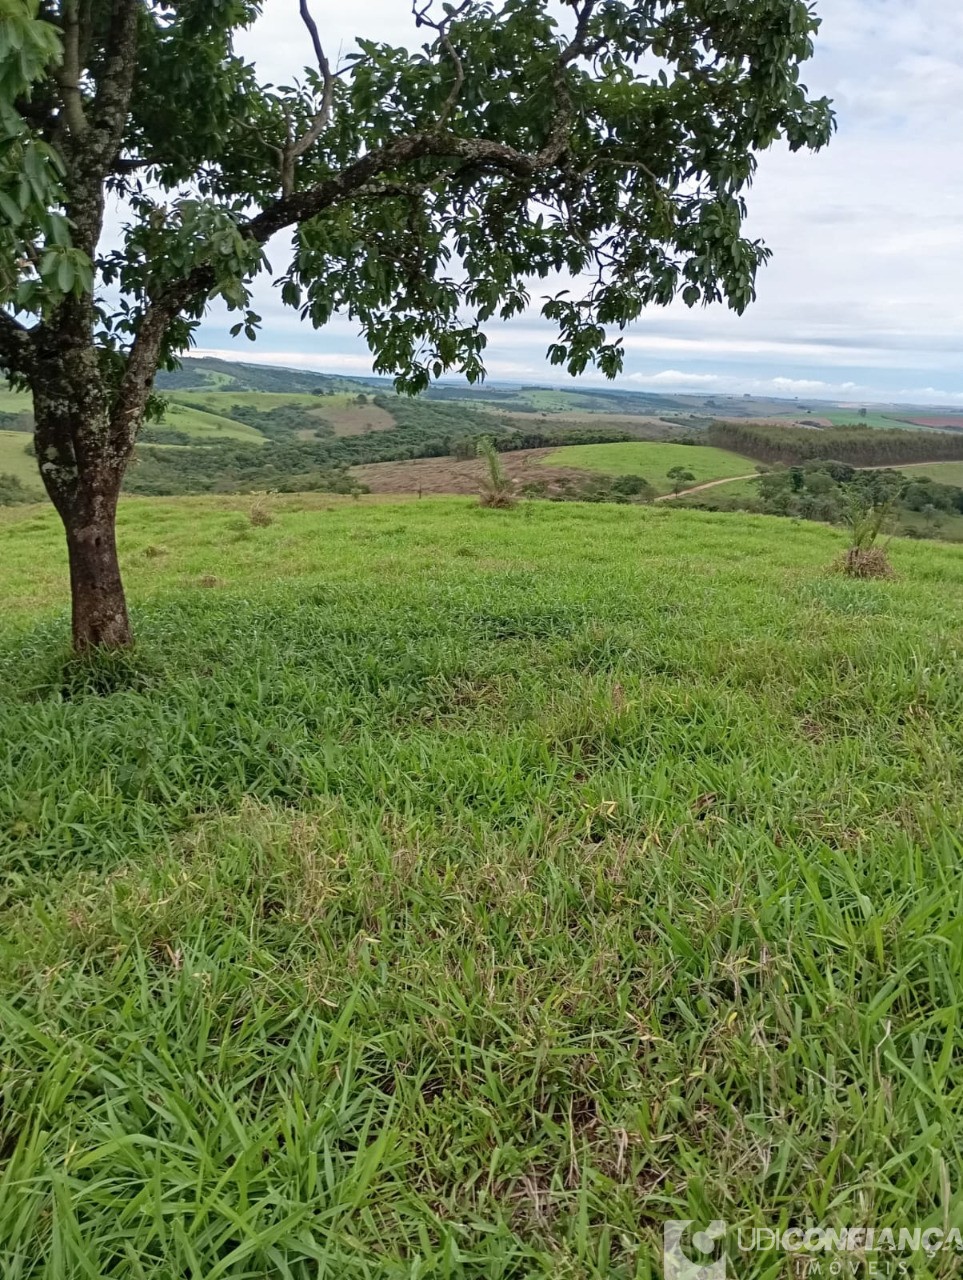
[7,357,963,513]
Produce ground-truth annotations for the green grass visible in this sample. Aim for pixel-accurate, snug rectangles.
[0,388,31,415]
[0,393,264,444]
[2,495,963,1276]
[697,474,762,499]
[158,401,265,442]
[818,411,929,432]
[169,390,323,412]
[890,461,963,486]
[543,441,754,493]
[673,474,763,504]
[0,430,42,492]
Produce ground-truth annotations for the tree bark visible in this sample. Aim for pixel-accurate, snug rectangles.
[62,486,132,651]
[32,332,136,653]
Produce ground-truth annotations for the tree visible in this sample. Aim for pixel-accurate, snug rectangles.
[1,0,833,650]
[666,464,696,495]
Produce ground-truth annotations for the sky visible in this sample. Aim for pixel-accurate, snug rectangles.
[194,1,963,407]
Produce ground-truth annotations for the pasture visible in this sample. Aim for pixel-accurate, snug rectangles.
[1,495,962,1275]
[0,388,31,415]
[169,390,322,411]
[169,390,396,436]
[817,411,930,432]
[158,402,266,442]
[889,460,963,486]
[0,430,42,492]
[541,441,755,492]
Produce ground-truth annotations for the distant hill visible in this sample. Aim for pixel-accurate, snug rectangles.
[155,358,963,429]
[155,357,388,396]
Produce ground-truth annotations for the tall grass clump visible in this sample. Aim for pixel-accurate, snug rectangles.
[838,489,896,578]
[477,435,516,508]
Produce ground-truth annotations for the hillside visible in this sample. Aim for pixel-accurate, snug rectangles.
[152,357,963,429]
[7,359,963,509]
[0,430,41,493]
[2,495,963,1274]
[153,355,387,395]
[539,441,754,493]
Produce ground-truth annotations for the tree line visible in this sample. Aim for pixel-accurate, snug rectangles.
[680,460,963,543]
[708,422,963,467]
[126,420,643,497]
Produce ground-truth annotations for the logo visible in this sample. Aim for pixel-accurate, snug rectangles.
[664,1220,728,1280]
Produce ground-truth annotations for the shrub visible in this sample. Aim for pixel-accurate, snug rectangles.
[836,547,895,579]
[666,465,696,495]
[0,473,33,506]
[838,488,897,578]
[477,437,516,509]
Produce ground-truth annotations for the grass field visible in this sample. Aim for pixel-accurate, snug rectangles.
[673,474,763,503]
[818,411,930,432]
[0,388,31,415]
[158,401,265,442]
[169,390,394,436]
[0,430,42,492]
[888,461,963,486]
[169,390,322,412]
[0,392,264,445]
[2,496,963,1275]
[542,441,754,493]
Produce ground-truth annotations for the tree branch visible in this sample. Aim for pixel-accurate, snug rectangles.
[109,125,559,435]
[108,279,198,449]
[559,0,601,66]
[277,0,336,196]
[0,311,37,380]
[90,0,141,165]
[413,1,471,128]
[55,0,89,136]
[110,155,153,174]
[297,0,331,87]
[117,5,601,418]
[242,129,558,245]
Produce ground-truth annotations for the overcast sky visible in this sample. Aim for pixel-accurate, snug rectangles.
[195,1,963,406]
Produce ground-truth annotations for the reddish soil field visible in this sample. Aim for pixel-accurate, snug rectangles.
[352,449,590,496]
[903,417,963,431]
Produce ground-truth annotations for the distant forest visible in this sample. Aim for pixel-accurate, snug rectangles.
[708,422,963,467]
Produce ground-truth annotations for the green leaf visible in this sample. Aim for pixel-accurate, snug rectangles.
[56,254,74,293]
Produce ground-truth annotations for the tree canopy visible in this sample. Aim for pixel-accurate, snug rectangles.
[0,0,834,648]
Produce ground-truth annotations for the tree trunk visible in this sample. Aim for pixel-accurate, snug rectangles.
[32,346,136,653]
[63,489,132,651]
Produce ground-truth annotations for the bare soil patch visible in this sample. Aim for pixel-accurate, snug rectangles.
[352,449,590,496]
[322,403,396,436]
[486,410,680,436]
[903,416,963,431]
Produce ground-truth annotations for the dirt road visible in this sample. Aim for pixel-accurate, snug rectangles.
[656,474,757,501]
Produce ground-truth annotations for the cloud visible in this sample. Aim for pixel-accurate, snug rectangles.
[626,370,721,387]
[195,1,963,403]
[193,347,381,373]
[624,370,870,398]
